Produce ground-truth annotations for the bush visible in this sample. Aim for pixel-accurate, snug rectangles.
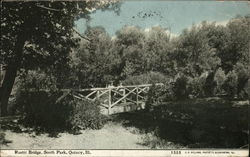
[214,68,226,94]
[149,98,249,148]
[146,85,165,110]
[18,70,58,91]
[68,98,107,130]
[16,90,70,131]
[14,70,58,114]
[223,70,238,98]
[203,72,217,97]
[173,75,190,100]
[234,63,250,99]
[146,83,174,110]
[15,70,107,133]
[16,90,107,133]
[188,72,208,98]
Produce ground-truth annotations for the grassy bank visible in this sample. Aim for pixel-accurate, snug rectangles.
[113,98,249,148]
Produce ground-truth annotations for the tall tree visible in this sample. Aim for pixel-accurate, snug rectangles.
[218,16,250,73]
[174,23,221,77]
[72,26,120,88]
[144,26,174,75]
[0,1,118,116]
[114,26,146,78]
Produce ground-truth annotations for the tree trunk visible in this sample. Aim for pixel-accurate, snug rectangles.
[0,36,26,116]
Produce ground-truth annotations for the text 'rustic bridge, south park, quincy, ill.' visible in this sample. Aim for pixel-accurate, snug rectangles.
[56,83,164,115]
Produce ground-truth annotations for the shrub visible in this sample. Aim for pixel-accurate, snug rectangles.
[18,70,58,91]
[241,79,250,99]
[146,83,174,110]
[203,72,217,97]
[223,70,238,98]
[14,70,58,114]
[173,75,190,100]
[234,63,250,99]
[189,76,206,98]
[149,98,249,148]
[146,85,164,110]
[68,98,107,130]
[16,90,107,133]
[16,90,70,131]
[214,68,226,95]
[16,70,106,133]
[141,132,185,149]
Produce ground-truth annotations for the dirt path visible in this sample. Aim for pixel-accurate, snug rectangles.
[1,122,149,149]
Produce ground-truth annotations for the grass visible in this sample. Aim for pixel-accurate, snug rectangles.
[1,121,159,149]
[112,98,249,148]
[140,132,186,149]
[1,97,249,149]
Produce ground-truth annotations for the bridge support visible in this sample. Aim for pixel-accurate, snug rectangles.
[108,88,112,115]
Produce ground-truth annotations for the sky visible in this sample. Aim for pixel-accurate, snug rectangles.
[75,1,250,36]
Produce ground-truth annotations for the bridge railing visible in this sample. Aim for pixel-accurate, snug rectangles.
[67,83,164,115]
[31,83,163,115]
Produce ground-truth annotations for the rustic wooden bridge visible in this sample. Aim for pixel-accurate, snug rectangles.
[62,83,163,115]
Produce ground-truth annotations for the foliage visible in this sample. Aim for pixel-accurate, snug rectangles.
[71,26,120,88]
[221,16,250,73]
[143,26,173,75]
[188,74,207,98]
[116,26,147,78]
[0,0,120,116]
[63,16,249,101]
[146,83,174,110]
[203,71,217,97]
[141,132,185,149]
[16,70,107,132]
[223,70,238,98]
[18,70,58,91]
[113,98,249,148]
[234,63,250,99]
[214,68,226,94]
[16,90,106,133]
[150,98,249,148]
[174,22,221,77]
[1,1,83,69]
[122,71,168,85]
[16,90,68,131]
[68,99,107,130]
[173,75,190,100]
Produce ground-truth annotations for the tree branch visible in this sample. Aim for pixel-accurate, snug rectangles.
[72,28,91,42]
[36,4,91,42]
[36,4,61,12]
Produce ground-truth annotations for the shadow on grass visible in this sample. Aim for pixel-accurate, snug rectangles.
[112,98,249,148]
[0,131,12,146]
[0,116,79,138]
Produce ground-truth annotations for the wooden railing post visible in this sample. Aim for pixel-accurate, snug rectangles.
[67,83,163,114]
[123,87,126,103]
[108,88,112,115]
[136,86,139,105]
[96,90,100,99]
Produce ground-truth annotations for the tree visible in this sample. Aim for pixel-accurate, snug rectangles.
[234,63,250,99]
[114,26,147,78]
[173,23,221,78]
[220,16,250,73]
[144,26,174,75]
[0,1,119,116]
[72,26,120,88]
